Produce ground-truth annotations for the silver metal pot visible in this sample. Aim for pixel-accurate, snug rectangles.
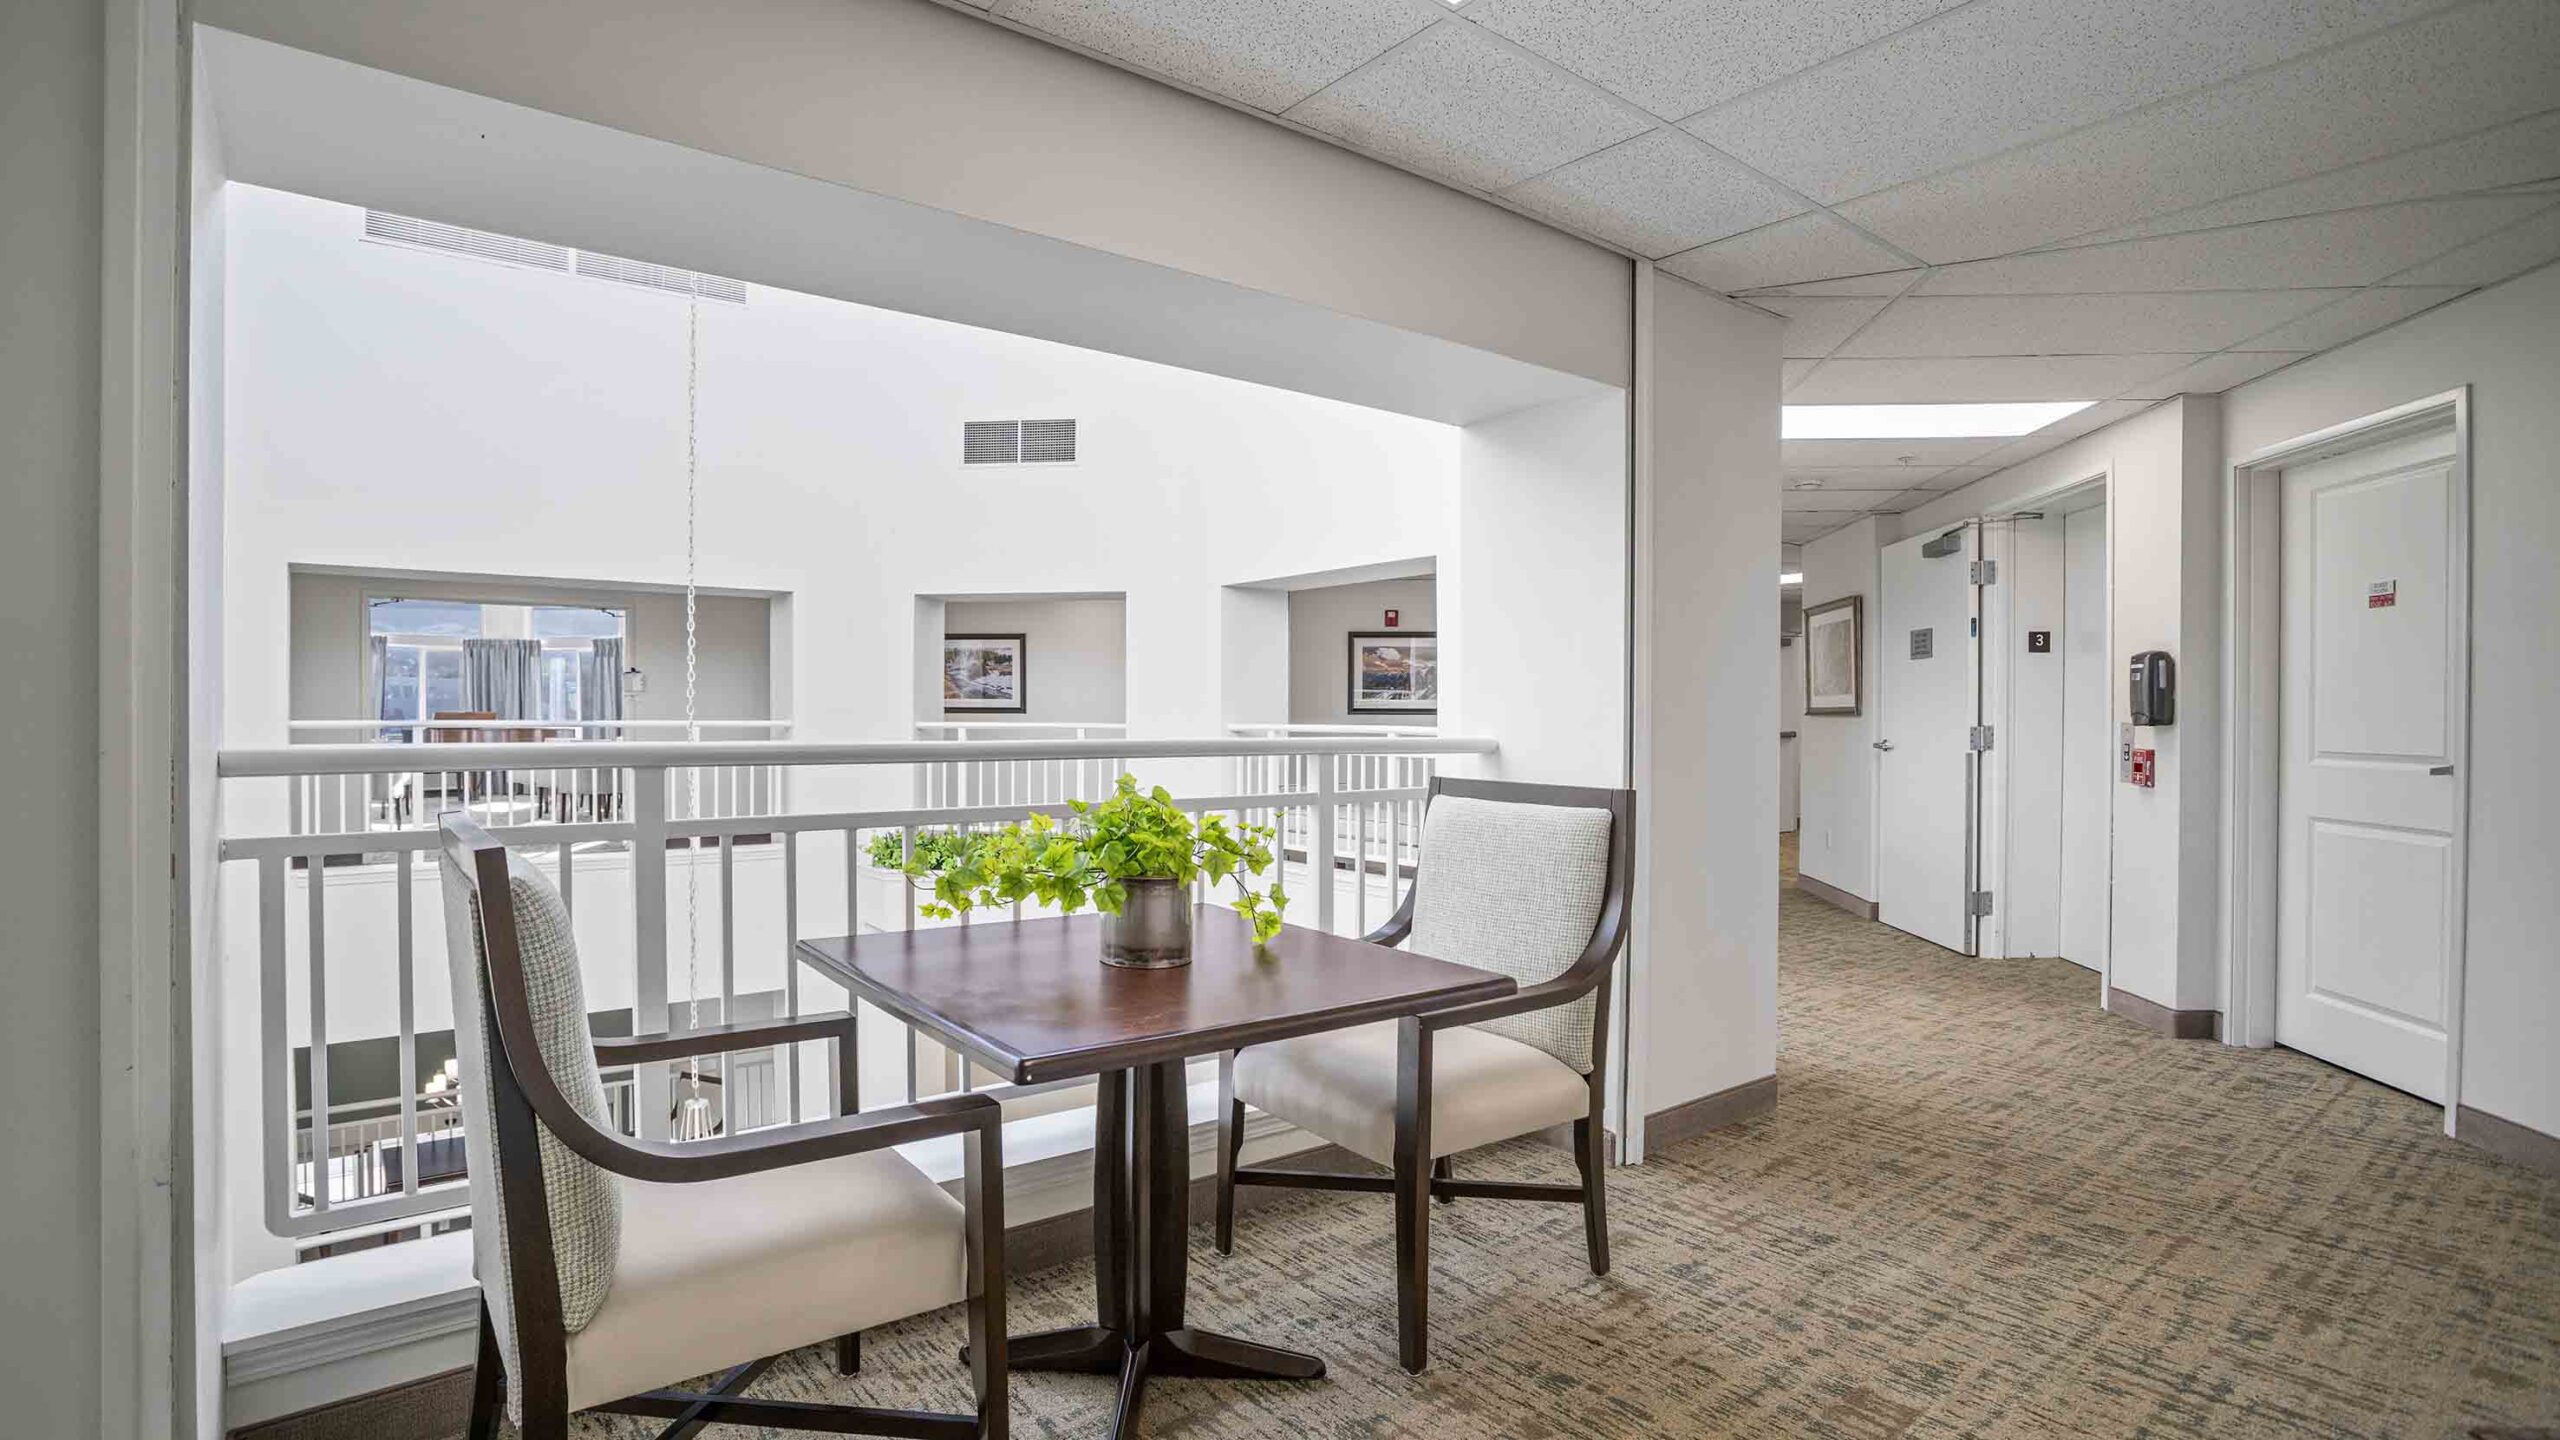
[1099,876,1192,968]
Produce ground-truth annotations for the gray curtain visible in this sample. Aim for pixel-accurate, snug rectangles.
[461,638,542,719]
[580,637,625,737]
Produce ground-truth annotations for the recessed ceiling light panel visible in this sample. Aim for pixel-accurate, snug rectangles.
[1781,401,2094,440]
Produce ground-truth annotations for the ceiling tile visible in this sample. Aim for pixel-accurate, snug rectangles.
[1782,358,1820,392]
[1658,211,1913,293]
[2120,350,2307,398]
[1834,0,2560,261]
[2063,109,2560,245]
[1503,130,1807,256]
[1458,0,1970,121]
[1782,491,1885,512]
[992,0,1432,112]
[1741,268,1926,298]
[1783,437,2007,469]
[1782,468,1949,491]
[1917,195,2555,294]
[1957,399,2156,473]
[1837,291,2335,357]
[1686,0,2442,205]
[2237,284,2470,348]
[1757,295,1894,358]
[1919,465,1999,490]
[1285,21,1652,192]
[1786,353,2202,403]
[2386,201,2560,284]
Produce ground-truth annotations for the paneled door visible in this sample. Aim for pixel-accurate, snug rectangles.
[2277,424,2462,1101]
[1877,523,1980,955]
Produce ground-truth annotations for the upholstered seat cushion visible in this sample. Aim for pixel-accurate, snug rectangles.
[563,1148,967,1411]
[1234,1021,1591,1168]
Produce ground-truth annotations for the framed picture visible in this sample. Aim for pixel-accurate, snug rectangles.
[943,633,1027,714]
[1348,631,1438,714]
[1802,597,1861,716]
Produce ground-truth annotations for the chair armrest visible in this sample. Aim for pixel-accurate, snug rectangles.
[595,1010,857,1068]
[536,1089,1003,1186]
[1359,886,1418,948]
[1420,972,1602,1031]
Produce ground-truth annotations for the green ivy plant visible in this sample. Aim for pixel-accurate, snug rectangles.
[869,774,1289,943]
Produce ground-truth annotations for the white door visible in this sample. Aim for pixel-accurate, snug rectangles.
[2277,425,2462,1101]
[2058,505,2110,971]
[1779,637,1804,831]
[1877,524,1979,954]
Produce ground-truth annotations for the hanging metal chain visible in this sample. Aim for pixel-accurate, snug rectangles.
[678,296,712,1141]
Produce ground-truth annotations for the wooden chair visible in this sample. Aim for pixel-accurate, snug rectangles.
[1214,777,1634,1373]
[436,814,1008,1438]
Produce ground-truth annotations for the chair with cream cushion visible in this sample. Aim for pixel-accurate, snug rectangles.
[437,813,1008,1439]
[1215,777,1634,1373]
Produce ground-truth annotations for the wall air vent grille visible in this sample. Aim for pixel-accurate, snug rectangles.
[574,250,748,304]
[963,419,1077,466]
[363,211,570,272]
[363,210,745,303]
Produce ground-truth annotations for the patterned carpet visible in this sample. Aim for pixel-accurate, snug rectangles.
[582,838,2558,1438]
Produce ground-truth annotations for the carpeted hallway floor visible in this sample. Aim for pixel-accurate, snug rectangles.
[588,837,2558,1439]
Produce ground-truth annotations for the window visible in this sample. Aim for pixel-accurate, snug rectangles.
[369,598,622,732]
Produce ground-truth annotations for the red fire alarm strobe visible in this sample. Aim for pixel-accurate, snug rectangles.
[1384,609,1400,628]
[2130,748,2157,788]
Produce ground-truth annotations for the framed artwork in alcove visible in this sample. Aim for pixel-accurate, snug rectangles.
[1803,597,1861,716]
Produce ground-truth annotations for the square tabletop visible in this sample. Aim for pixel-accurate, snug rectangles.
[794,905,1513,1084]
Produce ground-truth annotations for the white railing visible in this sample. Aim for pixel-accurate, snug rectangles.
[279,718,792,835]
[1227,723,1442,882]
[911,721,1128,809]
[218,732,1491,1242]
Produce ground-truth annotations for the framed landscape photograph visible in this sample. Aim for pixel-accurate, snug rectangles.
[1802,597,1861,716]
[943,633,1028,714]
[1348,631,1437,715]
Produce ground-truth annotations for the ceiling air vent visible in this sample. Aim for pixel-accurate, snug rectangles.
[574,250,747,304]
[363,210,570,272]
[963,418,1077,466]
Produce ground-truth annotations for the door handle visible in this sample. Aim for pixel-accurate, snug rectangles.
[2429,764,2455,776]
[1873,740,1895,752]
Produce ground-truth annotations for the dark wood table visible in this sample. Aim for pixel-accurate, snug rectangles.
[795,906,1512,1437]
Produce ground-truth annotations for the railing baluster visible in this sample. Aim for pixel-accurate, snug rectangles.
[630,767,669,1141]
[784,830,801,1123]
[395,849,418,1198]
[719,833,736,1134]
[307,853,332,1215]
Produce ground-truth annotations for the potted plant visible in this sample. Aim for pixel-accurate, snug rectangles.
[870,774,1287,967]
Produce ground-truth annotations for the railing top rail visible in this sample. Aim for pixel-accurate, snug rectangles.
[218,733,1496,778]
[1226,722,1441,736]
[287,718,790,731]
[911,720,1128,732]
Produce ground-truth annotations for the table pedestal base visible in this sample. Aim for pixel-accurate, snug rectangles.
[991,1062,1325,1437]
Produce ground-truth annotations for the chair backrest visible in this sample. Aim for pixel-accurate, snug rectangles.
[436,815,623,1407]
[1406,778,1635,1074]
[427,709,499,746]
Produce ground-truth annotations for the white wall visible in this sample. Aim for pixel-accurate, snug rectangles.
[219,186,1453,791]
[193,0,1633,393]
[1288,578,1436,727]
[1447,394,1625,787]
[940,596,1126,725]
[1632,273,1783,1123]
[1901,398,2222,1013]
[1995,515,2068,958]
[2222,261,2560,1142]
[286,570,776,727]
[0,0,104,1428]
[2059,505,2112,972]
[1796,517,1884,899]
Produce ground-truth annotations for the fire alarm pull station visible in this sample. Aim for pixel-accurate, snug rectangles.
[2131,748,2157,788]
[1384,609,1400,628]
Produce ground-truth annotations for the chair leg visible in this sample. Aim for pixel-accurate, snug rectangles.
[1215,1052,1242,1255]
[836,1331,861,1375]
[1575,1114,1611,1276]
[1392,1018,1434,1374]
[466,1299,504,1440]
[1432,1155,1454,1205]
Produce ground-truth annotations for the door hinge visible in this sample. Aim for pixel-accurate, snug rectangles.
[1969,724,1996,751]
[1971,559,1998,585]
[1969,890,1995,917]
